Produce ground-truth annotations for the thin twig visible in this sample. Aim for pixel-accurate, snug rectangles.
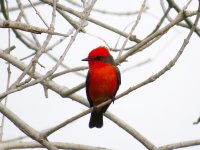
[117,0,147,59]
[66,0,149,16]
[0,20,70,37]
[149,6,171,35]
[0,2,11,140]
[28,0,49,28]
[46,53,86,77]
[0,62,11,142]
[40,0,141,43]
[116,9,197,64]
[0,1,43,12]
[50,66,87,79]
[158,139,200,150]
[16,0,41,47]
[165,0,200,37]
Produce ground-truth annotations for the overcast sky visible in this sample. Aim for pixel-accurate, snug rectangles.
[0,0,200,150]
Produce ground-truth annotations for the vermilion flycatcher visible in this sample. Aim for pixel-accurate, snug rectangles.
[82,46,121,128]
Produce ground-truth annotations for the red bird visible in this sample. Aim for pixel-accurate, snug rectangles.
[82,46,121,128]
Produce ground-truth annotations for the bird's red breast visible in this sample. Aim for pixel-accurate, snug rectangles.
[88,62,119,105]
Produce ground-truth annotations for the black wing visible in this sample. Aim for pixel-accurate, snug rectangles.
[113,66,121,98]
[86,71,94,107]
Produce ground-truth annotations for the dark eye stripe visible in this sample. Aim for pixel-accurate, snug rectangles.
[95,56,102,60]
[94,55,115,65]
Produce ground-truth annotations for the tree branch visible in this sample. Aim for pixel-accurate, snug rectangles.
[0,141,111,150]
[40,0,141,43]
[0,19,69,36]
[0,103,57,150]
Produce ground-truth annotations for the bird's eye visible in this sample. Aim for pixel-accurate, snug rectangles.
[95,56,102,60]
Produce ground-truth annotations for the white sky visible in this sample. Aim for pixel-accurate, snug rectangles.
[0,0,200,150]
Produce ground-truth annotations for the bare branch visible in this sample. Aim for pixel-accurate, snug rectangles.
[0,19,69,36]
[66,0,149,16]
[0,141,111,150]
[40,0,141,43]
[0,1,200,149]
[117,0,147,59]
[0,1,43,12]
[0,102,57,150]
[158,139,200,150]
[50,66,87,79]
[166,0,200,36]
[105,112,157,150]
[28,0,50,28]
[117,9,198,63]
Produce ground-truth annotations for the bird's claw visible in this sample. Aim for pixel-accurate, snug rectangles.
[111,97,115,104]
[92,105,98,112]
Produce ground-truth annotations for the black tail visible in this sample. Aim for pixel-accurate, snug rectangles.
[89,111,103,128]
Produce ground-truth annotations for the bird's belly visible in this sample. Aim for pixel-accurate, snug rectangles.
[90,84,112,104]
[89,68,118,105]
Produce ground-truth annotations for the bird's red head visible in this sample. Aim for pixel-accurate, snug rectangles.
[88,46,110,59]
[82,46,111,61]
[82,46,115,68]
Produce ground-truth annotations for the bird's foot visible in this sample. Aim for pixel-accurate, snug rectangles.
[111,97,115,104]
[92,105,98,112]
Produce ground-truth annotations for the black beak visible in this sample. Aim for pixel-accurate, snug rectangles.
[82,58,93,61]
